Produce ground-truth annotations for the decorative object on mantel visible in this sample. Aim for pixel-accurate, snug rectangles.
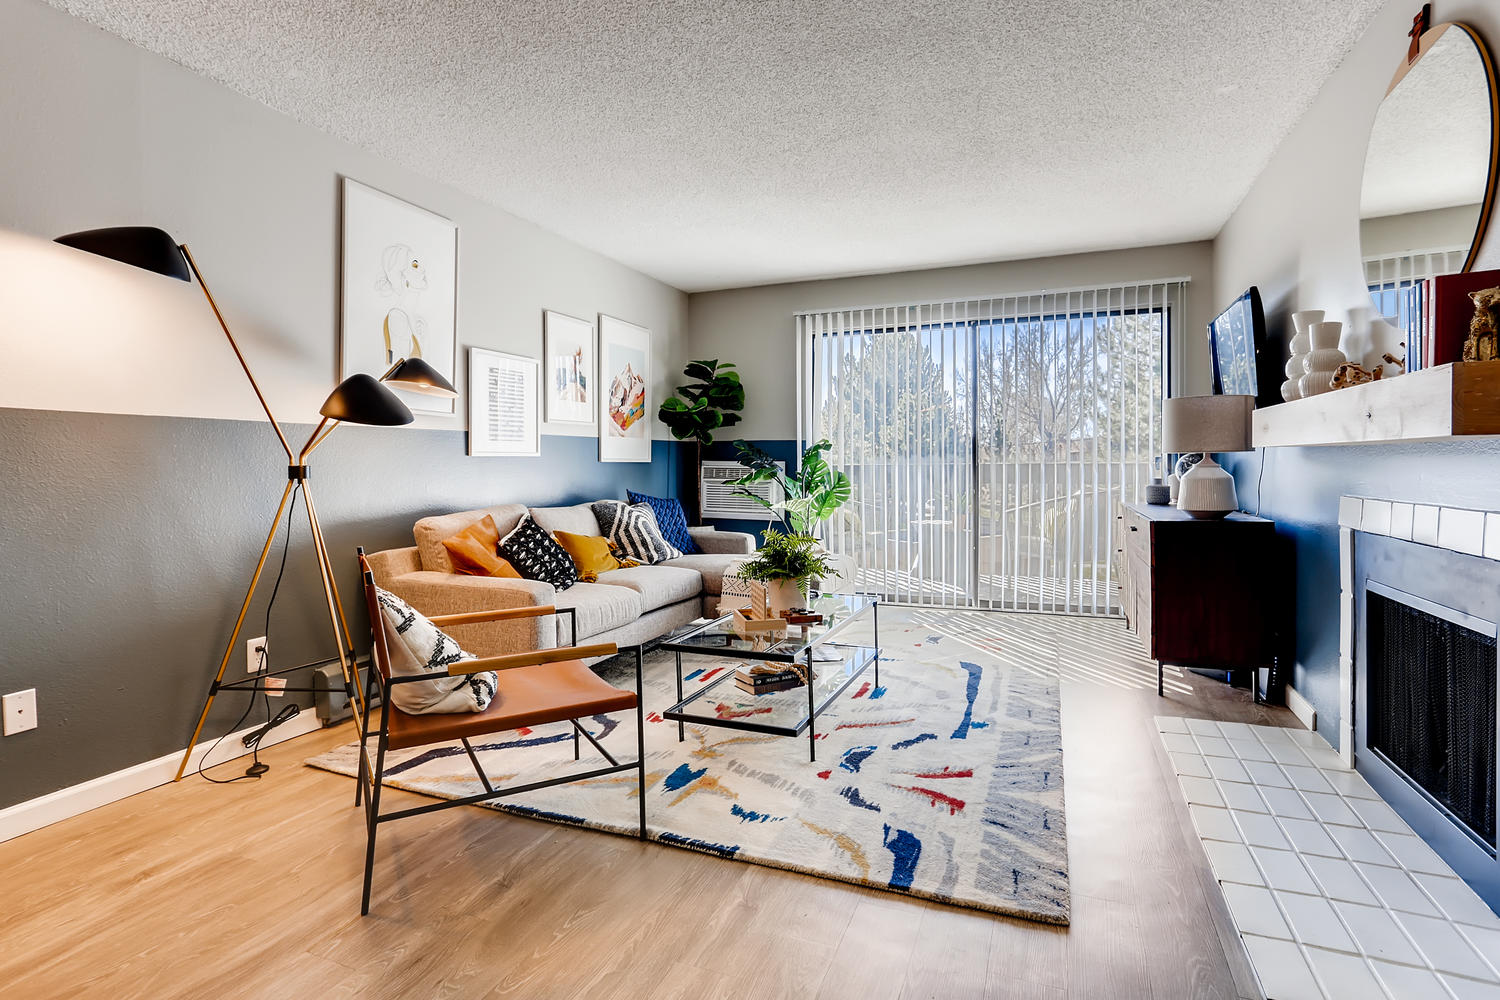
[1422,271,1500,368]
[1330,360,1379,389]
[1162,395,1254,519]
[1283,309,1323,401]
[1298,320,1345,397]
[1463,287,1500,362]
[1145,479,1171,505]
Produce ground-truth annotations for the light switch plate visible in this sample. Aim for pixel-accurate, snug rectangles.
[3,689,38,735]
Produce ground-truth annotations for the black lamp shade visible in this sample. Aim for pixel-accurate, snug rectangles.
[319,374,414,426]
[54,227,191,282]
[385,356,457,398]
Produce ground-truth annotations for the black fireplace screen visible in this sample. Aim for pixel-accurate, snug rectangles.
[1367,591,1498,849]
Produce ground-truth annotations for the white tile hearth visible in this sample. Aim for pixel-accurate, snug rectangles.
[1157,718,1500,999]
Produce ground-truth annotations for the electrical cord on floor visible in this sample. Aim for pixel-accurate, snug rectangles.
[197,483,302,784]
[1255,446,1269,517]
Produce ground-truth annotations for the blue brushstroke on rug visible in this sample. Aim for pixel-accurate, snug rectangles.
[840,786,881,812]
[868,685,887,699]
[892,733,937,751]
[663,762,706,792]
[384,731,573,776]
[657,832,741,858]
[883,825,921,890]
[840,745,878,773]
[952,660,983,739]
[730,803,783,823]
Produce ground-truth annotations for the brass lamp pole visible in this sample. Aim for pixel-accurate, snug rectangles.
[53,227,458,780]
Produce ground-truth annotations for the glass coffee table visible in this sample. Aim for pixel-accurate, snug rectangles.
[660,594,881,762]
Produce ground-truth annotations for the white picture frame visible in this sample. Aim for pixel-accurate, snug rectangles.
[543,310,595,424]
[598,314,653,463]
[340,177,458,415]
[467,348,539,457]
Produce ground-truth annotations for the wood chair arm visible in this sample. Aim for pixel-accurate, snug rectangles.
[447,643,619,674]
[427,605,559,627]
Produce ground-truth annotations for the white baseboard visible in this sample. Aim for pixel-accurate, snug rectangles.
[1284,683,1317,733]
[0,710,323,845]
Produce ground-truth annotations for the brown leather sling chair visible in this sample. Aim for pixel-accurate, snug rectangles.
[355,550,646,915]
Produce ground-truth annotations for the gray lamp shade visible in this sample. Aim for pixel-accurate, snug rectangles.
[54,227,191,282]
[1161,395,1254,454]
[319,374,414,426]
[385,357,457,398]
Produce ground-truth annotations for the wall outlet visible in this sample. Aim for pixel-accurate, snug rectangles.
[3,689,38,735]
[247,636,268,674]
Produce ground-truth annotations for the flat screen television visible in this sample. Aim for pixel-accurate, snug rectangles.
[1208,286,1275,408]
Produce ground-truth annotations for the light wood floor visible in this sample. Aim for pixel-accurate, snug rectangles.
[0,626,1294,999]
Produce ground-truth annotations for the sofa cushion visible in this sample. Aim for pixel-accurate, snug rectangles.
[626,490,700,554]
[659,553,748,595]
[441,515,522,578]
[554,530,630,583]
[554,582,644,641]
[529,503,602,538]
[414,504,528,574]
[594,565,703,613]
[499,514,579,591]
[592,500,682,564]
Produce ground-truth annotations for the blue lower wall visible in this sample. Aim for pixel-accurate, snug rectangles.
[1224,438,1500,745]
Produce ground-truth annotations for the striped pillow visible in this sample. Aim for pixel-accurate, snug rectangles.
[591,500,683,565]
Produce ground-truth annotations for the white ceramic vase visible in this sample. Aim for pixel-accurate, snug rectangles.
[1284,310,1325,401]
[1299,320,1345,396]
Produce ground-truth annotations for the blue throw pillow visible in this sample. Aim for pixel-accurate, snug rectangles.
[626,490,700,554]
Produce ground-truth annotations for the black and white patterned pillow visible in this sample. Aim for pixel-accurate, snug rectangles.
[499,513,579,590]
[374,588,496,715]
[591,500,683,565]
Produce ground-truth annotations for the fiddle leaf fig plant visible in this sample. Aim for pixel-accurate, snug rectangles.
[657,360,745,445]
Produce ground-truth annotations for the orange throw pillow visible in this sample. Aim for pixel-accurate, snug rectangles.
[554,530,622,583]
[441,515,521,578]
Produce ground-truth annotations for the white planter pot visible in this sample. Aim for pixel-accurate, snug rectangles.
[764,578,805,616]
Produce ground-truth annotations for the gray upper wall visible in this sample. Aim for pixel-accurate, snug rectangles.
[689,242,1217,440]
[0,0,689,433]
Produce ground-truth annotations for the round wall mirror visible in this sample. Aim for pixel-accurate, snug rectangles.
[1360,22,1499,328]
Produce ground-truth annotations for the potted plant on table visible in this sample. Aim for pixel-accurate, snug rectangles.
[735,529,833,616]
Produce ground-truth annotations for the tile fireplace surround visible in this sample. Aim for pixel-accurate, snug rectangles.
[1334,496,1500,768]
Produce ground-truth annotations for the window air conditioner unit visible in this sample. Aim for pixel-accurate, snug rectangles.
[700,460,784,519]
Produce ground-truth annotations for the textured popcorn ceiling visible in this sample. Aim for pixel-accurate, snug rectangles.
[49,0,1386,291]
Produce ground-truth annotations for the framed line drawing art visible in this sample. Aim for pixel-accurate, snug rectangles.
[543,310,594,424]
[340,177,458,415]
[598,314,652,463]
[467,348,540,457]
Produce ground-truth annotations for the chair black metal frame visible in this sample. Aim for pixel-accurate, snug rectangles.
[355,550,646,915]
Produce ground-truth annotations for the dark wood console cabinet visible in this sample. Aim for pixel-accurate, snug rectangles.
[1115,502,1284,701]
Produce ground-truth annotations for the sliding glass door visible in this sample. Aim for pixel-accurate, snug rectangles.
[802,281,1180,615]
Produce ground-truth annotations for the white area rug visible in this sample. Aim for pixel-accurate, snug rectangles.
[309,607,1069,922]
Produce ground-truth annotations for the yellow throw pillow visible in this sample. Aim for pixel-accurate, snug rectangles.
[554,530,622,583]
[441,515,522,578]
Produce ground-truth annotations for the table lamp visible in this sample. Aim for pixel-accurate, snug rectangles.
[53,226,457,778]
[1161,395,1254,519]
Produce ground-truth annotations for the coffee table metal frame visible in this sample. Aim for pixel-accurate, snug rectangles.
[657,595,881,762]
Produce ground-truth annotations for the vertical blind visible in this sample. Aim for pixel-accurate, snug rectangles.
[798,279,1185,615]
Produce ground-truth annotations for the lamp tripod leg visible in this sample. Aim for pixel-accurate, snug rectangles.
[174,481,297,781]
[302,482,364,731]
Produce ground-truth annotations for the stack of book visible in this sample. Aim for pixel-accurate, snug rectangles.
[1416,268,1500,368]
[734,664,808,695]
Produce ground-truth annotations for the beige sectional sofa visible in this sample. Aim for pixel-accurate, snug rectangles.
[363,502,754,660]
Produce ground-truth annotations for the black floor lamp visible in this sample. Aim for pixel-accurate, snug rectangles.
[53,227,457,779]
